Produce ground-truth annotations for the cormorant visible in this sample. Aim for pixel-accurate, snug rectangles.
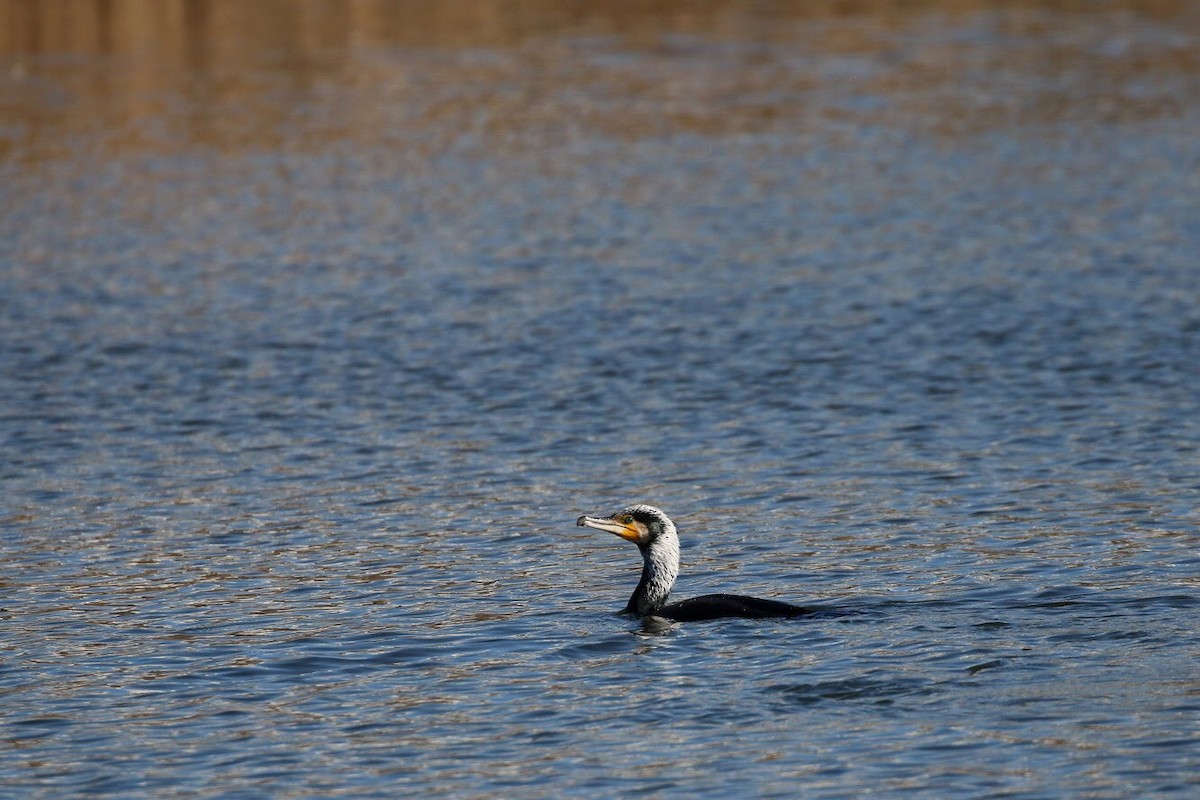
[576,504,814,621]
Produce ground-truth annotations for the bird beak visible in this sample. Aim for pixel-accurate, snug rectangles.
[577,514,646,544]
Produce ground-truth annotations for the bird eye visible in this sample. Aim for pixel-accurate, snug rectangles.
[620,515,634,524]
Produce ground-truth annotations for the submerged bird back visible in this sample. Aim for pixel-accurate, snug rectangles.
[655,593,815,621]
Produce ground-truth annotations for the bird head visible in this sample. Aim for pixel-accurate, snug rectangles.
[576,504,676,547]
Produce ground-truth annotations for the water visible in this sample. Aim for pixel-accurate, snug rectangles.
[3,2,1200,797]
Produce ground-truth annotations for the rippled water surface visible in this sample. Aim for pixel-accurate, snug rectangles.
[3,2,1200,797]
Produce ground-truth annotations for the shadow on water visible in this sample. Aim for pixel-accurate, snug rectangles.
[766,675,943,708]
[630,603,865,635]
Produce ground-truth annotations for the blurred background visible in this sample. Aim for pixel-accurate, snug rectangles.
[4,0,1195,159]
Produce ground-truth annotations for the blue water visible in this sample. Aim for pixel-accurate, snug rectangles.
[3,3,1200,797]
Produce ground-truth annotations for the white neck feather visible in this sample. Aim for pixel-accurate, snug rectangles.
[628,522,680,615]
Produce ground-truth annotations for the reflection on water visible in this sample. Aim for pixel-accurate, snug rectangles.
[2,0,1197,164]
[3,1,1200,798]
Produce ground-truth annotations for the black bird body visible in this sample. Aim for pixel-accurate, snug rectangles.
[577,504,813,622]
[648,594,814,621]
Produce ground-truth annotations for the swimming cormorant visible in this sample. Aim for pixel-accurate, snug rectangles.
[576,504,814,621]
